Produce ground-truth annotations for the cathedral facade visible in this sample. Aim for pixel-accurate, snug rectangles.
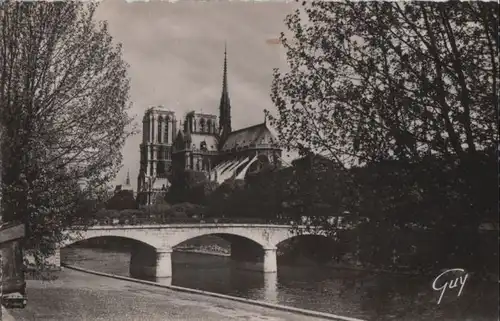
[137,48,282,205]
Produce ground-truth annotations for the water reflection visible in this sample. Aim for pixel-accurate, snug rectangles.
[154,277,172,286]
[61,247,498,321]
[263,272,278,303]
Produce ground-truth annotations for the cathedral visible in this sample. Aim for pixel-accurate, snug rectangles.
[137,48,282,205]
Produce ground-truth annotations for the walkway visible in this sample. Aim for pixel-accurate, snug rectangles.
[2,306,16,321]
[7,268,333,321]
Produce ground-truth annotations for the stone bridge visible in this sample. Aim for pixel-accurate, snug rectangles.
[56,224,327,279]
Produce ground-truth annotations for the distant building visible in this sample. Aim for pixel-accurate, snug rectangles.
[108,171,138,210]
[137,46,282,205]
[115,170,134,194]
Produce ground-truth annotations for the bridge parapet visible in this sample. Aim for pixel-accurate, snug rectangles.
[87,216,295,227]
[62,223,325,250]
[71,223,297,230]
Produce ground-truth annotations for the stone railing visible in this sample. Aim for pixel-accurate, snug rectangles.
[88,216,294,227]
[190,149,219,155]
[219,143,281,154]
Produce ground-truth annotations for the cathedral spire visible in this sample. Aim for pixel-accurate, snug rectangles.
[219,43,232,138]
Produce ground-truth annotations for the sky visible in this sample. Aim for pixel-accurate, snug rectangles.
[94,0,299,190]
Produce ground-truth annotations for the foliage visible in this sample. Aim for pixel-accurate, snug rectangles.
[166,202,205,218]
[106,190,138,210]
[166,170,215,204]
[269,1,497,165]
[281,153,354,228]
[0,2,133,263]
[206,156,348,224]
[148,198,171,215]
[267,1,498,274]
[206,179,246,217]
[92,201,207,225]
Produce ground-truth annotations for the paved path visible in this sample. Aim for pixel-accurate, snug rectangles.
[6,268,332,321]
[2,306,16,321]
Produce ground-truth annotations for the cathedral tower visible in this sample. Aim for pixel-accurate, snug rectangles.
[137,106,176,202]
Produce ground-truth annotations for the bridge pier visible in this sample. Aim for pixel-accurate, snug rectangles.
[263,271,278,302]
[49,248,61,268]
[263,247,277,273]
[155,249,172,278]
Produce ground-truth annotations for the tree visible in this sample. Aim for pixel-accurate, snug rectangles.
[281,152,353,224]
[0,2,133,263]
[166,170,213,204]
[206,179,246,218]
[106,190,138,211]
[268,2,498,274]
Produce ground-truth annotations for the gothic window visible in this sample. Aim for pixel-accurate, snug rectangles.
[164,117,170,143]
[196,159,201,171]
[190,154,194,170]
[157,161,165,176]
[157,116,163,143]
[200,118,205,133]
[203,158,210,171]
[144,122,150,142]
[200,141,207,151]
[207,119,212,134]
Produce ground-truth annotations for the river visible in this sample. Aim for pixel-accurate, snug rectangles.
[61,247,497,321]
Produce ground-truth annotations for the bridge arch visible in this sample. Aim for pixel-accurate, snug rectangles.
[166,230,272,250]
[173,233,269,270]
[173,233,262,252]
[275,233,346,265]
[60,228,163,250]
[61,234,162,280]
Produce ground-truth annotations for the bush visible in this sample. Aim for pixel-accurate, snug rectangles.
[166,202,206,218]
[106,190,138,210]
[166,170,219,205]
[149,202,171,216]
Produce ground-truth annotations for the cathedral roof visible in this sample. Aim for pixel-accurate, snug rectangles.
[221,122,279,151]
[152,177,169,190]
[189,134,218,151]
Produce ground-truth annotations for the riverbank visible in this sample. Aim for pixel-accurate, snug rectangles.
[6,267,360,321]
[185,248,498,281]
[2,306,16,321]
[175,248,230,256]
